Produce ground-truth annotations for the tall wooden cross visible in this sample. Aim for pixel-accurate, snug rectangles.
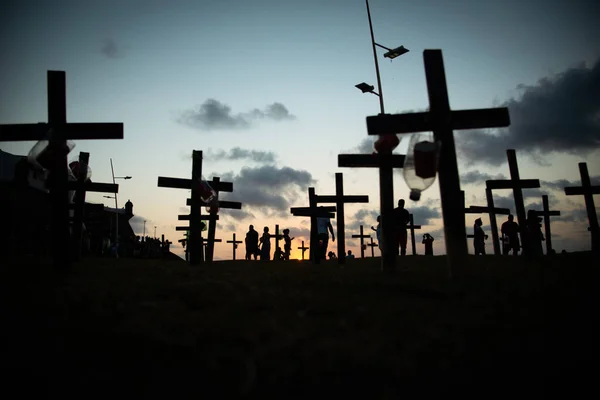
[158,150,211,265]
[227,233,243,260]
[351,225,370,258]
[462,190,510,255]
[531,195,560,255]
[68,151,119,260]
[314,172,369,264]
[486,149,540,257]
[367,237,378,257]
[0,70,124,270]
[290,187,336,264]
[298,240,309,260]
[408,214,422,255]
[185,176,242,263]
[564,162,600,253]
[338,153,405,270]
[366,50,510,278]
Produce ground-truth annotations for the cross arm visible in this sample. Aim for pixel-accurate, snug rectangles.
[486,179,540,190]
[532,210,561,217]
[0,123,124,142]
[565,186,600,196]
[352,233,371,238]
[158,177,234,192]
[365,108,510,136]
[67,181,118,193]
[315,195,369,203]
[178,214,220,221]
[410,225,422,229]
[186,199,242,209]
[338,154,406,168]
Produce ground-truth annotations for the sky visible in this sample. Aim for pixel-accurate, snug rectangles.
[1,0,599,260]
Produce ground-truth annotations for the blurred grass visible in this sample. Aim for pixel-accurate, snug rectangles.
[0,253,597,398]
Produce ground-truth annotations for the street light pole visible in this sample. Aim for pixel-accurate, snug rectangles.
[110,158,119,258]
[366,0,385,114]
[154,226,157,239]
[143,220,146,237]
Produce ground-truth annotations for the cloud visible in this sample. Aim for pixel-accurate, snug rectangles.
[203,147,277,164]
[410,205,441,225]
[101,38,124,59]
[210,165,315,217]
[178,99,295,131]
[460,171,507,185]
[457,57,600,165]
[347,209,379,231]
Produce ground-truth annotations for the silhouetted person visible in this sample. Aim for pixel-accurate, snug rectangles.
[274,246,283,260]
[346,250,355,259]
[501,214,520,256]
[371,215,381,251]
[393,199,410,256]
[526,209,544,257]
[328,251,337,260]
[316,207,335,260]
[259,226,271,261]
[422,233,434,256]
[245,225,259,260]
[282,229,294,260]
[473,218,488,255]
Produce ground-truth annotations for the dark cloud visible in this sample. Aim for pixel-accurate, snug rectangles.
[410,205,441,225]
[556,209,595,223]
[203,147,277,164]
[289,227,310,239]
[101,38,124,59]
[178,99,295,131]
[541,176,600,191]
[347,209,379,232]
[460,171,507,185]
[211,165,315,217]
[457,57,600,166]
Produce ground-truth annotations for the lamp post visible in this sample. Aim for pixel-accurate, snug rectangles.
[356,0,409,270]
[154,226,157,239]
[143,220,147,237]
[109,158,132,258]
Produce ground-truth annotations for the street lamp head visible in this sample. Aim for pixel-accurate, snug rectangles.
[384,45,409,60]
[355,82,375,93]
[124,176,132,180]
[103,195,115,199]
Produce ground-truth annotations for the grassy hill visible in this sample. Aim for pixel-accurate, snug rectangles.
[1,253,597,398]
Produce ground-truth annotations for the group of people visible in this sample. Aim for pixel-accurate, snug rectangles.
[244,225,296,261]
[473,210,546,256]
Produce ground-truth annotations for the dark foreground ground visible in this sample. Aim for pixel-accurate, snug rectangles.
[1,253,597,398]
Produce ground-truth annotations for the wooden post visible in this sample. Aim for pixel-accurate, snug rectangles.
[338,153,405,271]
[297,241,309,260]
[408,214,422,255]
[463,189,511,256]
[486,149,541,257]
[290,188,336,264]
[227,233,243,260]
[314,172,369,264]
[366,50,511,278]
[351,225,370,258]
[367,237,378,257]
[564,162,599,253]
[0,71,124,271]
[531,195,560,255]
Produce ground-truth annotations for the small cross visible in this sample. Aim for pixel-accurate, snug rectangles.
[486,149,541,257]
[366,50,510,278]
[314,172,369,264]
[462,189,511,255]
[530,195,560,255]
[367,237,378,257]
[297,241,309,260]
[226,233,243,260]
[351,225,370,258]
[408,214,422,255]
[564,162,599,253]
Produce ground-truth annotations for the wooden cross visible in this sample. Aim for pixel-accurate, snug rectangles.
[227,233,243,260]
[366,50,510,278]
[185,176,242,263]
[338,153,405,270]
[290,187,336,264]
[158,150,209,265]
[351,225,370,258]
[314,172,369,264]
[531,195,560,255]
[564,162,599,253]
[297,240,309,260]
[462,190,510,255]
[486,149,540,257]
[367,237,378,257]
[0,70,124,270]
[408,214,422,255]
[68,151,119,260]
